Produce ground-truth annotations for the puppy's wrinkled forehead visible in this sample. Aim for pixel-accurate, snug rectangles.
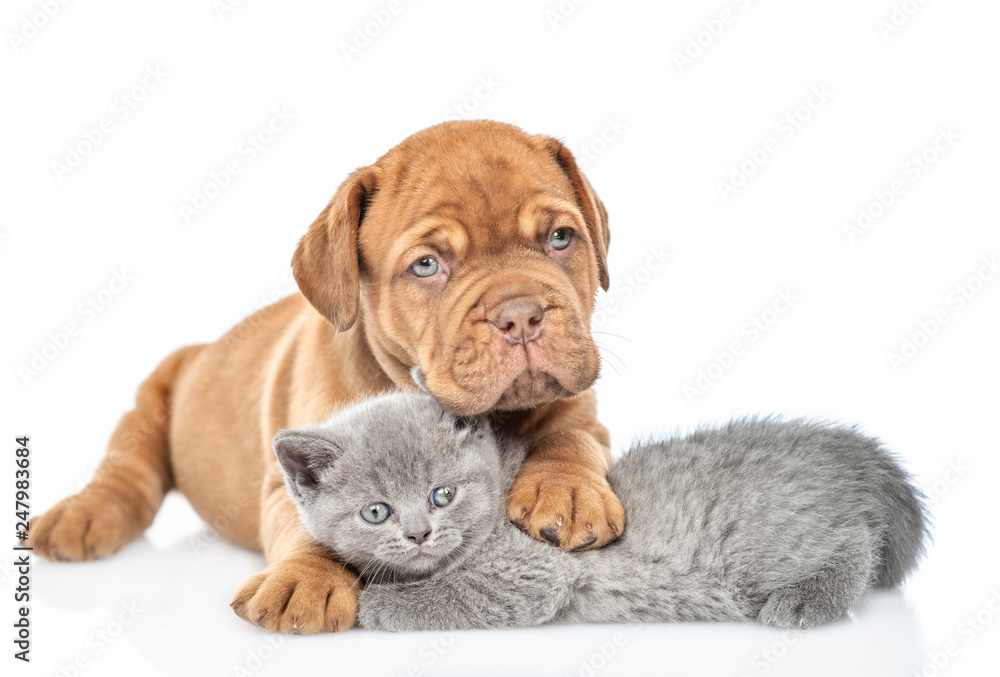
[368,125,580,251]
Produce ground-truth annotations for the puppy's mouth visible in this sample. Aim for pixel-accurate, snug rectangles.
[418,335,595,416]
[411,287,601,415]
[491,363,570,412]
[486,317,599,408]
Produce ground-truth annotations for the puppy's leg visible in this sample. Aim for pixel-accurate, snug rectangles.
[27,345,201,561]
[507,391,625,550]
[230,476,358,634]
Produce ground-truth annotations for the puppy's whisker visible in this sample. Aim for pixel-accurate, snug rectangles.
[598,355,622,377]
[591,302,621,314]
[592,343,626,371]
[590,331,631,343]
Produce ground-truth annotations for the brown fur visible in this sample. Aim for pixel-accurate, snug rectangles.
[26,120,625,634]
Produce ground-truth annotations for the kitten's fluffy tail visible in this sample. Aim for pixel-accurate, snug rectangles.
[873,441,931,588]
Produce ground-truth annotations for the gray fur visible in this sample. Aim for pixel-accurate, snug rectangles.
[274,392,928,631]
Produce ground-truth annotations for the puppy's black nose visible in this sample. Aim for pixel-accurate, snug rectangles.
[406,530,431,545]
[489,297,544,344]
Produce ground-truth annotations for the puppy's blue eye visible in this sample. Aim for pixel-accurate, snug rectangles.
[430,486,455,507]
[410,257,440,278]
[549,228,573,251]
[360,503,391,524]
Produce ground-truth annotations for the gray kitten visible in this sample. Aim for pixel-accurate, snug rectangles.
[273,392,928,631]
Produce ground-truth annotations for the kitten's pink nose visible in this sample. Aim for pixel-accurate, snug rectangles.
[406,529,431,545]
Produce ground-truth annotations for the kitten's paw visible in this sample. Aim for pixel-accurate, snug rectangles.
[357,586,417,632]
[507,460,625,550]
[230,555,358,634]
[757,585,849,629]
[27,493,138,561]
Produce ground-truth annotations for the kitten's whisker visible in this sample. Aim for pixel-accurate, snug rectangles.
[352,557,380,590]
[371,557,395,586]
[364,559,385,587]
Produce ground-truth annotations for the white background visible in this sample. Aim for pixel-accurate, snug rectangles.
[2,1,999,676]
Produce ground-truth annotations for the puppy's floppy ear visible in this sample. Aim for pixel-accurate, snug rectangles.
[538,137,611,291]
[292,166,379,332]
[273,430,344,502]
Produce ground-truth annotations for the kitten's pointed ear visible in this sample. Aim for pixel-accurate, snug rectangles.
[440,411,487,440]
[273,430,343,502]
[410,366,428,393]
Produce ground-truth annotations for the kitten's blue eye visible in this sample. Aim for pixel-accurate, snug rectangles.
[549,228,573,251]
[360,503,391,524]
[430,486,455,508]
[410,257,440,278]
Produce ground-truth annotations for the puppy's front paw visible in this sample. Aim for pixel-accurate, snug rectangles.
[230,555,358,634]
[27,493,139,561]
[507,460,625,550]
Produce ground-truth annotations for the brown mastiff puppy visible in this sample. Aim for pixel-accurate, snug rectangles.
[27,120,624,633]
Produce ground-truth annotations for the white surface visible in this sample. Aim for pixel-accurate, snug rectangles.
[2,1,999,675]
